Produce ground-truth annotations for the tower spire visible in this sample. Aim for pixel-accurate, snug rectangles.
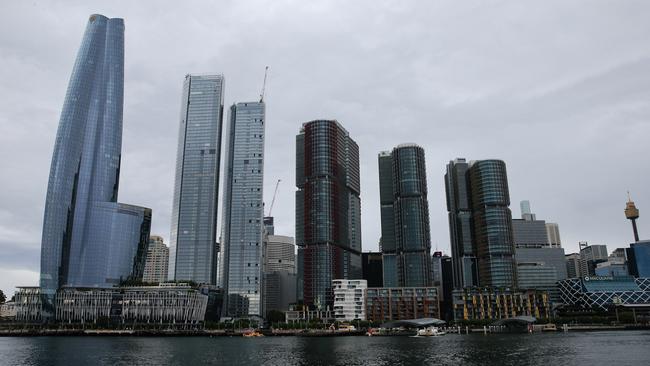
[625,192,640,242]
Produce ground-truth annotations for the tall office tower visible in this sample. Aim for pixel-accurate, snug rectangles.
[378,151,397,286]
[565,253,582,278]
[512,201,550,248]
[169,74,224,285]
[468,160,517,288]
[546,223,562,248]
[379,144,432,287]
[220,101,266,317]
[40,14,152,312]
[263,234,296,314]
[143,236,170,283]
[445,159,478,289]
[263,216,275,236]
[296,120,362,308]
[520,200,536,221]
[579,243,608,276]
[362,252,384,288]
[264,235,296,274]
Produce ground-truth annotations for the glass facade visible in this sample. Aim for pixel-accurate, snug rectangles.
[445,159,478,289]
[296,120,362,308]
[220,102,265,317]
[468,160,517,288]
[169,74,224,285]
[558,276,650,310]
[379,144,432,287]
[628,241,650,277]
[40,15,151,313]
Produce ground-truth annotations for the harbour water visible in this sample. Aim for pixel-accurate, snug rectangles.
[1,330,649,365]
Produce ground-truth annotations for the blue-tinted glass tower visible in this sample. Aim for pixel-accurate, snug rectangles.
[220,101,266,317]
[40,14,152,312]
[169,74,224,285]
[379,144,432,287]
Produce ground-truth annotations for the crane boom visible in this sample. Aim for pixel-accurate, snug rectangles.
[268,179,281,216]
[259,66,269,102]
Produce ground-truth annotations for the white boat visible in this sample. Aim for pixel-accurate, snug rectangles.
[415,326,446,337]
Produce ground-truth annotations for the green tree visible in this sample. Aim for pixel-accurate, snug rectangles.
[0,289,6,304]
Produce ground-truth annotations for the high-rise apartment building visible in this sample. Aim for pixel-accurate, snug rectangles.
[40,14,151,312]
[296,120,362,308]
[169,74,224,285]
[333,279,367,321]
[445,159,478,289]
[579,243,608,276]
[379,144,432,287]
[143,236,170,283]
[565,253,582,278]
[220,101,266,317]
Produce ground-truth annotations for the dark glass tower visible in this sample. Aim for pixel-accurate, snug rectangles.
[379,144,432,287]
[445,158,478,288]
[296,120,362,308]
[169,74,224,285]
[40,14,151,312]
[468,160,517,288]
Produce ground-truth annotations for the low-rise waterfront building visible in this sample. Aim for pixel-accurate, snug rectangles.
[14,287,43,323]
[558,276,650,311]
[365,287,439,322]
[0,301,16,320]
[15,284,207,326]
[452,288,551,321]
[333,279,367,321]
[284,304,334,324]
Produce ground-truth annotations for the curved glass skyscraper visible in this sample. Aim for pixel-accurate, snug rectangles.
[40,15,151,312]
[379,144,432,287]
[468,160,517,288]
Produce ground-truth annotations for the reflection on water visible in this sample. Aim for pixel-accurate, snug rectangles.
[1,331,650,366]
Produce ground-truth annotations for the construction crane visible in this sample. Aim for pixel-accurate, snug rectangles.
[259,66,269,103]
[267,179,281,217]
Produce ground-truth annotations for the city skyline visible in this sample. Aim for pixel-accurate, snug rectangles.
[2,1,650,296]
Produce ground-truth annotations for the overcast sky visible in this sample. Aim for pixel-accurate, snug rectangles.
[1,0,649,297]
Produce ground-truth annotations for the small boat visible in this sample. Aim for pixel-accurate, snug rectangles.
[414,326,446,337]
[243,330,264,337]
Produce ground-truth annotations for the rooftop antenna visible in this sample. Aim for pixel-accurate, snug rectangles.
[259,66,269,102]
